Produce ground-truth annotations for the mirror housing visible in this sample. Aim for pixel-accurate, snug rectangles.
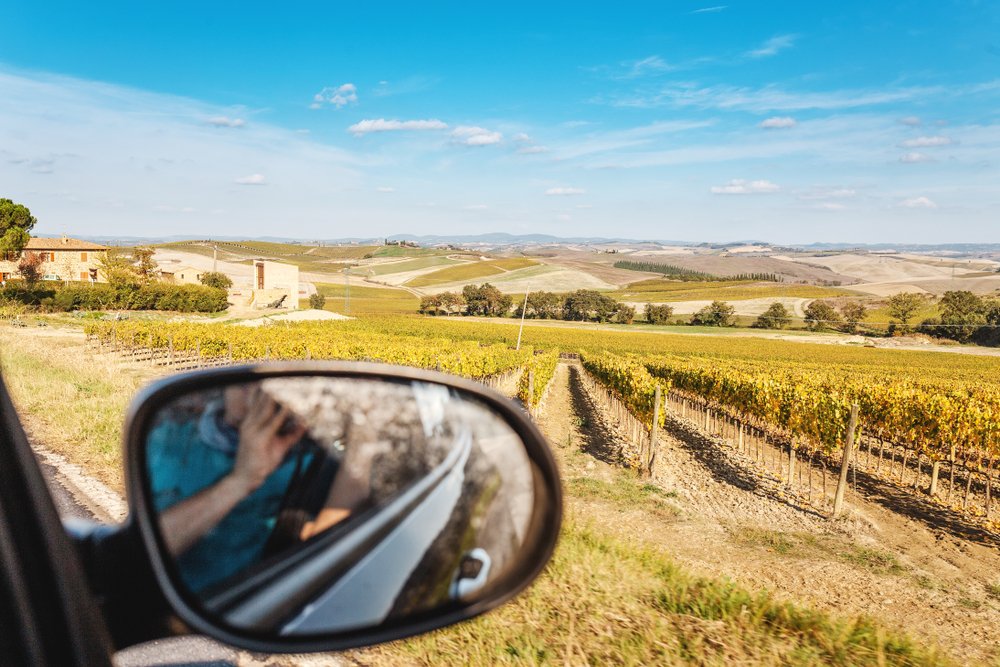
[123,362,562,654]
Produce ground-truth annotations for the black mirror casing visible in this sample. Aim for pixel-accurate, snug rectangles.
[123,362,562,654]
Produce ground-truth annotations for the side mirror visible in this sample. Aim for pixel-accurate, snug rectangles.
[124,362,562,653]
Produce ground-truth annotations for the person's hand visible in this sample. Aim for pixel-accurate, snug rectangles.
[229,387,307,494]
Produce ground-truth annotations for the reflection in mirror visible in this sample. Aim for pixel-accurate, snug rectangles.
[144,376,536,636]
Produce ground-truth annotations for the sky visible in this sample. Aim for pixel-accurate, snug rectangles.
[1,1,999,244]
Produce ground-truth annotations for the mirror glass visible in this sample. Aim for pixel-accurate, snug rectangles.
[143,376,538,636]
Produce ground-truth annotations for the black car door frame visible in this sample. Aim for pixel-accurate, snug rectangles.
[0,376,114,667]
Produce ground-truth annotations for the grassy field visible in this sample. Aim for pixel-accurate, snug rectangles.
[312,282,419,314]
[862,303,941,327]
[0,328,154,491]
[367,256,461,276]
[408,258,542,288]
[612,279,855,303]
[3,323,947,665]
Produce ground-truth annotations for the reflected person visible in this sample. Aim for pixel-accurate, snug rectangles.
[147,384,307,592]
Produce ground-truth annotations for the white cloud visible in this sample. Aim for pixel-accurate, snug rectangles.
[799,187,857,200]
[899,116,921,126]
[556,213,572,222]
[348,118,448,135]
[512,133,532,142]
[746,34,797,58]
[451,125,502,146]
[899,135,953,148]
[376,186,395,193]
[815,202,846,211]
[206,116,245,128]
[545,187,586,196]
[898,196,937,209]
[690,5,728,13]
[600,83,943,112]
[625,55,674,77]
[464,204,488,210]
[575,204,594,209]
[710,179,780,194]
[235,173,267,185]
[759,116,796,129]
[899,152,933,163]
[517,145,549,154]
[311,83,358,110]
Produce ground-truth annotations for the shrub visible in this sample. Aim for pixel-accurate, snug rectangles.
[308,293,326,310]
[644,303,674,325]
[199,271,233,290]
[8,282,229,313]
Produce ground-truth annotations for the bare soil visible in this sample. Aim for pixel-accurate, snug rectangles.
[625,253,855,284]
[538,361,1000,665]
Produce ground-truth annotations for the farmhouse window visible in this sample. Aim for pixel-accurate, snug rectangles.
[80,252,88,262]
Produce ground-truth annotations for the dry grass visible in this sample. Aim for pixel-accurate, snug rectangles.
[363,518,947,666]
[312,283,420,315]
[0,326,158,492]
[407,262,506,287]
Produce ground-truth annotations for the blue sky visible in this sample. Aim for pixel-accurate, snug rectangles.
[2,1,998,243]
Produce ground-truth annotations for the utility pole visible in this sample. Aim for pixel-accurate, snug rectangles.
[516,289,529,351]
[212,245,218,273]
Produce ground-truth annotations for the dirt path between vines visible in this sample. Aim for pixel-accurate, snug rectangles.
[537,362,1000,664]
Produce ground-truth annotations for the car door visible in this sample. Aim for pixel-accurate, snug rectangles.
[0,377,115,667]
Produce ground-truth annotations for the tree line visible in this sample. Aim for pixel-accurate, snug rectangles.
[420,285,637,323]
[612,259,781,283]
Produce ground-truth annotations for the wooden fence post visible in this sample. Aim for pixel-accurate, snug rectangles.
[787,438,797,486]
[832,403,859,518]
[648,385,661,477]
[929,460,942,496]
[527,370,535,418]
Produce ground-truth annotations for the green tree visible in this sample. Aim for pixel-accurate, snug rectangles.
[563,290,618,322]
[644,303,674,325]
[99,248,142,289]
[462,284,511,317]
[516,291,563,319]
[691,301,736,327]
[938,290,986,342]
[200,271,233,290]
[887,292,924,329]
[840,301,867,333]
[803,300,841,331]
[0,198,37,256]
[753,302,791,329]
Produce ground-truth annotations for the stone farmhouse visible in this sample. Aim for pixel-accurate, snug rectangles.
[0,237,109,283]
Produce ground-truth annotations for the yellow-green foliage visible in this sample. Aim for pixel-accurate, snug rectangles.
[368,256,461,276]
[517,349,560,408]
[408,258,539,287]
[580,351,668,429]
[408,262,507,287]
[313,283,419,314]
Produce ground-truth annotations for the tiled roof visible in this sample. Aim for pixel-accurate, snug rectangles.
[25,237,109,251]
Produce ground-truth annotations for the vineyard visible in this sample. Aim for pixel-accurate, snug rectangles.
[85,315,1000,529]
[83,320,560,414]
